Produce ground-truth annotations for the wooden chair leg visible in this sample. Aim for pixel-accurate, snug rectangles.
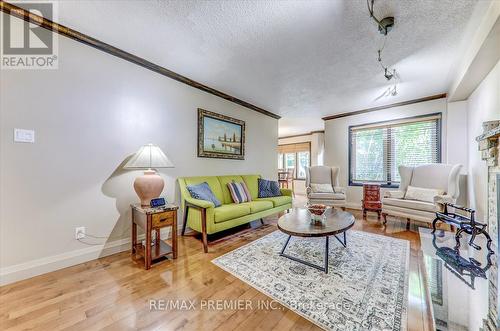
[172,211,178,259]
[182,205,189,235]
[201,208,208,253]
[382,213,388,225]
[406,218,411,230]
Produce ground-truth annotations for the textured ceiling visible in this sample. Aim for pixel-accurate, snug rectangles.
[55,0,479,136]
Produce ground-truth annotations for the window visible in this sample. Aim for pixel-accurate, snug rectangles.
[349,114,441,187]
[285,153,296,172]
[297,151,309,179]
[278,142,311,179]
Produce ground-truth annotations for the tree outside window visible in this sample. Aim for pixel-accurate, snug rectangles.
[349,114,441,187]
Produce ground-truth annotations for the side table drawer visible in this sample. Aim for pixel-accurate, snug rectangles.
[152,211,174,228]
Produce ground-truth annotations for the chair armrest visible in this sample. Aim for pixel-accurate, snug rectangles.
[184,196,215,209]
[280,188,293,197]
[334,186,346,194]
[384,190,405,199]
[433,195,455,205]
[306,186,312,196]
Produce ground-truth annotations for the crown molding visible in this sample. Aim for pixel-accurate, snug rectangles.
[322,94,447,121]
[278,130,325,140]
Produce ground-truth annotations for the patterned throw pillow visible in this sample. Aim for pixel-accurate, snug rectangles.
[310,183,334,193]
[186,182,221,207]
[258,178,282,198]
[404,186,444,203]
[227,181,252,204]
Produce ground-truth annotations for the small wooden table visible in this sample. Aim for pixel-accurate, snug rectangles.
[362,183,382,219]
[131,203,179,269]
[277,208,355,273]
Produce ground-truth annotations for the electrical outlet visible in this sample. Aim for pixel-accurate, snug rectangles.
[75,227,86,239]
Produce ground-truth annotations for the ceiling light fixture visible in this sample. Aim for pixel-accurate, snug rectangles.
[367,0,394,36]
[367,0,399,96]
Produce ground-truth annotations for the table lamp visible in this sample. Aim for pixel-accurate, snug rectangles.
[124,144,174,206]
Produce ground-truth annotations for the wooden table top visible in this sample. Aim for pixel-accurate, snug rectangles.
[278,208,355,237]
[131,203,179,214]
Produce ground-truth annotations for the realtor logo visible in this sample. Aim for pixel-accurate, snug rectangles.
[1,1,58,69]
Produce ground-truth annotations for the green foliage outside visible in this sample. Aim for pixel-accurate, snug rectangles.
[353,121,437,183]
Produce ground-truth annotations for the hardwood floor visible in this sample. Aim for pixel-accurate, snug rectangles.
[0,196,435,331]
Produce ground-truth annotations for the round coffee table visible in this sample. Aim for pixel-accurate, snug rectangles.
[277,208,355,273]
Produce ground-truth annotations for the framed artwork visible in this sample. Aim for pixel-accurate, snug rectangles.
[197,108,245,160]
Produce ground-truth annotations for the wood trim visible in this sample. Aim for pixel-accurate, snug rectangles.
[279,130,324,139]
[0,1,280,120]
[322,94,447,121]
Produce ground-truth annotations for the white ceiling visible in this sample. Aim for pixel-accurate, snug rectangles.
[55,0,479,136]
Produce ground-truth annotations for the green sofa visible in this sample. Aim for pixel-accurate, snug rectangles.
[178,174,293,252]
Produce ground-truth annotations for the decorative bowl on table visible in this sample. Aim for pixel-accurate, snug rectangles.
[306,204,329,223]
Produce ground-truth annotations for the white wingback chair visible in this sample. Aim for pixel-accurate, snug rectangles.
[382,164,462,226]
[305,166,346,208]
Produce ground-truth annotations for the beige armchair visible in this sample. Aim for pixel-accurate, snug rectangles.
[382,164,462,227]
[305,166,346,208]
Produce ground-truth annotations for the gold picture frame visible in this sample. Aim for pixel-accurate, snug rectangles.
[197,108,245,160]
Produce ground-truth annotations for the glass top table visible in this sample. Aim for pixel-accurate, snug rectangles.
[419,227,494,331]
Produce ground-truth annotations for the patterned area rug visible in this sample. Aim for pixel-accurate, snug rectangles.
[212,230,409,331]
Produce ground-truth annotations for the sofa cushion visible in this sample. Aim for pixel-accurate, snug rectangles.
[258,178,281,198]
[381,205,438,222]
[404,186,443,203]
[182,176,224,203]
[310,183,334,193]
[257,195,292,207]
[241,175,261,200]
[186,182,222,207]
[308,192,345,200]
[243,200,273,213]
[382,197,438,213]
[227,181,252,203]
[214,204,251,223]
[217,175,246,204]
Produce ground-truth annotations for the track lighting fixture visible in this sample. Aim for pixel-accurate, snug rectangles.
[367,0,394,36]
[368,0,399,93]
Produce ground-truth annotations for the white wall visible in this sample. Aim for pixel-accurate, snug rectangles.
[324,98,455,209]
[466,59,500,221]
[278,132,324,194]
[447,100,470,206]
[447,101,469,173]
[0,14,278,284]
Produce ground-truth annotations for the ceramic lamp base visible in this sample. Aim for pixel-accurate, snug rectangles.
[134,169,164,206]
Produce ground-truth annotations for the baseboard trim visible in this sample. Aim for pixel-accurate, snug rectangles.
[0,236,138,286]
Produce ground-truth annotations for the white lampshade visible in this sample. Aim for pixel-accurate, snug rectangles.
[124,144,174,169]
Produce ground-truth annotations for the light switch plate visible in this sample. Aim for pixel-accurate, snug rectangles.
[14,128,35,143]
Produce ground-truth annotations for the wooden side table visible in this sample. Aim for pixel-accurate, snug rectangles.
[131,203,179,269]
[362,183,382,219]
